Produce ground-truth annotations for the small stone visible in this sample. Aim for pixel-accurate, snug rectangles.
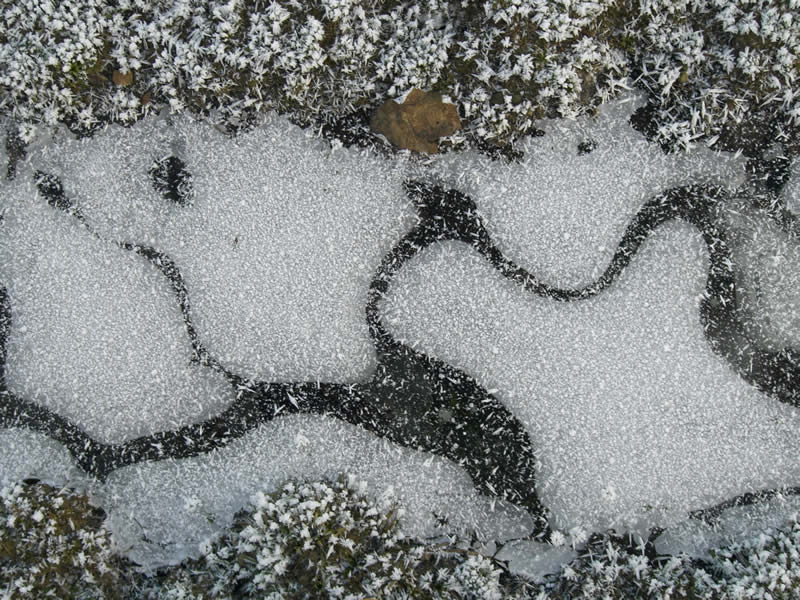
[370,89,461,154]
[490,91,505,106]
[112,70,133,87]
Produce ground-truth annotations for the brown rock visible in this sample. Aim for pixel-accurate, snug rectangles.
[112,70,133,87]
[370,89,461,153]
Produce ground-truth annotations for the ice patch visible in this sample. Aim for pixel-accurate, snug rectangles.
[657,495,800,559]
[429,96,748,288]
[0,428,90,487]
[26,113,416,382]
[383,223,800,532]
[100,415,534,568]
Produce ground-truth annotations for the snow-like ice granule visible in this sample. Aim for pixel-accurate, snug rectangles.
[25,113,416,382]
[383,222,800,532]
[99,415,534,568]
[724,198,800,349]
[785,160,800,214]
[429,95,748,288]
[0,178,234,443]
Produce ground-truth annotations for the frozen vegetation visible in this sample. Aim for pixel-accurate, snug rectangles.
[1,0,799,151]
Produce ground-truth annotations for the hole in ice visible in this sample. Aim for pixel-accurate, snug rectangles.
[149,156,194,206]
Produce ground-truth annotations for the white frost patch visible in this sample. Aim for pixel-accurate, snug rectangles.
[429,95,748,288]
[383,223,800,532]
[100,415,534,568]
[0,177,233,442]
[724,198,800,348]
[27,113,415,382]
[0,177,234,444]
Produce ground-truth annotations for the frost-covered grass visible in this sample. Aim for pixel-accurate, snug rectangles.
[531,517,800,599]
[4,478,800,599]
[629,0,800,151]
[150,475,514,599]
[1,0,798,150]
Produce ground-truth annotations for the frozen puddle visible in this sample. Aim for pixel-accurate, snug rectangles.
[0,183,235,443]
[1,98,799,569]
[17,114,415,383]
[428,96,747,288]
[382,227,800,532]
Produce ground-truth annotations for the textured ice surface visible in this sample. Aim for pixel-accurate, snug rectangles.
[0,416,533,568]
[1,115,415,441]
[99,415,533,567]
[724,198,800,349]
[25,114,415,382]
[0,420,531,569]
[657,495,800,559]
[786,160,800,214]
[0,101,798,572]
[0,126,8,176]
[496,541,577,583]
[0,176,235,443]
[429,96,748,288]
[383,226,800,532]
[0,428,89,487]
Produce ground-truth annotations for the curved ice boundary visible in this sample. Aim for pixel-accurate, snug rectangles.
[381,181,800,532]
[1,108,799,561]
